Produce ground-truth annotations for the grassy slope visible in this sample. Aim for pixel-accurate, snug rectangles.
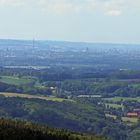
[105,114,117,119]
[0,76,35,85]
[122,117,138,126]
[0,92,71,102]
[105,103,122,109]
[104,97,140,103]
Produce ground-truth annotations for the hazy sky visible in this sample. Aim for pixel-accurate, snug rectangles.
[0,0,140,44]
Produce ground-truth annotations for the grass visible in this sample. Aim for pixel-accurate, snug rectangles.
[122,117,138,123]
[105,114,117,119]
[0,76,35,86]
[105,103,122,109]
[122,117,138,126]
[105,114,138,125]
[0,92,72,102]
[103,97,140,103]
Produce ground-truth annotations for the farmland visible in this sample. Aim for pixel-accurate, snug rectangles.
[1,40,140,140]
[122,117,138,125]
[0,76,35,86]
[105,114,138,126]
[105,103,122,109]
[105,114,117,119]
[0,92,70,102]
[103,97,140,103]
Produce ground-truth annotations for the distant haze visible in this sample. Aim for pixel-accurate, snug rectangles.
[0,0,140,44]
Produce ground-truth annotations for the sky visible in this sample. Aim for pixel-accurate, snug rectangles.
[0,0,140,44]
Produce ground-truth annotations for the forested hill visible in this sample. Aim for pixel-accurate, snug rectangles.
[0,119,106,140]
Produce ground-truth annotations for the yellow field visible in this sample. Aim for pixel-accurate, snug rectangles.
[105,114,117,119]
[0,92,70,102]
[122,117,138,126]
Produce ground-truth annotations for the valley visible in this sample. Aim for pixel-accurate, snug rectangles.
[1,40,140,140]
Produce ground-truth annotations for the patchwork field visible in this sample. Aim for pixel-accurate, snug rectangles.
[0,76,35,86]
[103,97,140,103]
[105,103,122,109]
[105,114,138,126]
[122,117,138,126]
[0,92,70,102]
[105,114,117,119]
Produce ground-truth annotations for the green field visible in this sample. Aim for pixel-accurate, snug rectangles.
[105,103,122,109]
[103,97,140,103]
[122,117,138,126]
[105,114,138,125]
[0,92,71,102]
[105,114,117,119]
[0,76,35,86]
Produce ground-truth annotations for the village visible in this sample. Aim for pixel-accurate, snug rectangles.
[103,98,140,125]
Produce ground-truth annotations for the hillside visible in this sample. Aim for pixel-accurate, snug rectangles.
[0,95,126,140]
[0,119,106,140]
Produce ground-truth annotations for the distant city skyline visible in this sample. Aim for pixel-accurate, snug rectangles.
[0,0,140,44]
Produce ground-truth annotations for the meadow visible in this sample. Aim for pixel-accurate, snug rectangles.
[0,76,35,86]
[0,92,70,102]
[103,97,140,103]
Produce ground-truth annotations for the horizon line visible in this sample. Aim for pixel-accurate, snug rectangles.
[0,38,140,46]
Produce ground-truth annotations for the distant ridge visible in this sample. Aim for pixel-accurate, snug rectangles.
[0,38,140,46]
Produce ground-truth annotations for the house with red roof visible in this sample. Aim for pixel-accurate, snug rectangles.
[127,112,138,117]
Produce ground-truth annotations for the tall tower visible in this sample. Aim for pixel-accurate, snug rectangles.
[86,47,89,54]
[33,38,35,49]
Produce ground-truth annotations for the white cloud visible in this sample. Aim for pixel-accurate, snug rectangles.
[39,1,80,15]
[38,0,97,15]
[105,10,122,16]
[38,0,128,16]
[0,0,139,16]
[103,0,125,16]
[0,0,24,7]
